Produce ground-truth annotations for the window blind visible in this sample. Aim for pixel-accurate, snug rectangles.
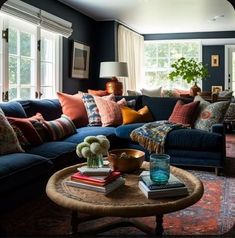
[1,0,73,38]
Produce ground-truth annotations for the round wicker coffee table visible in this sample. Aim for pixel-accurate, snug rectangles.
[46,162,204,235]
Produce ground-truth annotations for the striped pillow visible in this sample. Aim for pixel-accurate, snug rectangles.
[43,114,76,141]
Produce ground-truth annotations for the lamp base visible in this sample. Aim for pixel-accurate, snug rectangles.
[106,77,123,96]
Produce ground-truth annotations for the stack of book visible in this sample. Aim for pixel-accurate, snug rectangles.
[138,171,188,199]
[65,166,125,195]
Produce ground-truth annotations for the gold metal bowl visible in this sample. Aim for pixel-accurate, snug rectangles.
[107,148,145,173]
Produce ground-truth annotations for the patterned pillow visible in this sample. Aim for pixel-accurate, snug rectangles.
[43,114,76,141]
[94,96,124,127]
[57,92,88,127]
[121,106,153,125]
[0,108,24,154]
[194,98,230,131]
[169,100,200,126]
[11,124,31,149]
[224,103,235,121]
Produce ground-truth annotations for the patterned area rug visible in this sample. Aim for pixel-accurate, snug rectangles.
[1,170,235,236]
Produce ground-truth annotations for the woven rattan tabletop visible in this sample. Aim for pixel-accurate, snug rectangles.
[46,162,204,217]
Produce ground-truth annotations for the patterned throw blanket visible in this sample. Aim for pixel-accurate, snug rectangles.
[130,120,187,154]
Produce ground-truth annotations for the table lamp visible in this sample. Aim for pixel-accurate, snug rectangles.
[99,62,128,96]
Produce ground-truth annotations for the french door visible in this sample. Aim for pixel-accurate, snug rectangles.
[225,45,235,96]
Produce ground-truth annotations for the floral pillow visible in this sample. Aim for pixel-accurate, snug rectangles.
[0,108,24,154]
[194,96,230,131]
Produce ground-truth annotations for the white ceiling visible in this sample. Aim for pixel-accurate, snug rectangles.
[58,0,235,34]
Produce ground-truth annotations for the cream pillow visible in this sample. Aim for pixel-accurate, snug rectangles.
[140,87,162,97]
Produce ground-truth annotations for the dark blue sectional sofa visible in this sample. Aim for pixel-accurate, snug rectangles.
[0,95,226,213]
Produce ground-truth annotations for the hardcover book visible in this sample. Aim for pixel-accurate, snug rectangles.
[65,176,125,195]
[141,173,185,190]
[138,181,188,199]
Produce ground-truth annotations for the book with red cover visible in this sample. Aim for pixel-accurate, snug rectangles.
[71,171,121,186]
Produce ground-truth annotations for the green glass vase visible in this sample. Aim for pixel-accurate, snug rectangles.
[87,154,103,168]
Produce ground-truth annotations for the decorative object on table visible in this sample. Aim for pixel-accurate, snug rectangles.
[211,55,219,67]
[71,41,90,79]
[107,148,145,173]
[76,135,110,168]
[99,61,128,96]
[150,154,170,185]
[168,57,209,96]
[211,85,223,94]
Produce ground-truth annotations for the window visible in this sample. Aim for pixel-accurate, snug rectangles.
[143,40,201,90]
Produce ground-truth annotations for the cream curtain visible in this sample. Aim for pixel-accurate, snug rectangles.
[118,25,144,95]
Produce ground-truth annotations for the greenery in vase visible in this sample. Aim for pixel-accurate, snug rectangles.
[168,57,209,84]
[76,135,110,160]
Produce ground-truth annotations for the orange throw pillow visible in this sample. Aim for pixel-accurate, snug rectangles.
[121,106,153,125]
[57,92,88,127]
[169,100,199,126]
[88,89,109,96]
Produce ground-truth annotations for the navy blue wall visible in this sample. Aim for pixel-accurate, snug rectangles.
[202,46,225,91]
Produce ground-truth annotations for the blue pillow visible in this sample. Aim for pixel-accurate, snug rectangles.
[0,101,27,118]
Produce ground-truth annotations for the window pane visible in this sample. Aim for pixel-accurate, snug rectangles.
[158,44,168,57]
[41,37,53,61]
[9,28,17,55]
[170,43,182,58]
[158,58,169,68]
[41,62,53,85]
[20,32,31,57]
[9,87,17,100]
[9,56,17,84]
[40,87,53,99]
[20,88,30,99]
[20,58,31,84]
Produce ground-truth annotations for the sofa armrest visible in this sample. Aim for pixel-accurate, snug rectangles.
[211,124,225,135]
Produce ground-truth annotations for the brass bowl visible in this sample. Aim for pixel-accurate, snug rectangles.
[107,149,145,173]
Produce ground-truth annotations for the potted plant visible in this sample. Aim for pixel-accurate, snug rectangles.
[168,57,209,96]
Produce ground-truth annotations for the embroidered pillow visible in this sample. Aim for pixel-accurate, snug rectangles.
[194,100,230,131]
[11,124,31,149]
[140,87,162,97]
[121,106,153,125]
[57,92,88,127]
[43,114,76,141]
[0,108,24,154]
[94,96,124,127]
[169,100,200,126]
[88,89,109,96]
[7,116,43,146]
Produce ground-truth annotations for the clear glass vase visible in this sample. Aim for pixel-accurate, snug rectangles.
[87,154,103,168]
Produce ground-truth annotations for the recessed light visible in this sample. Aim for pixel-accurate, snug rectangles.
[208,14,225,22]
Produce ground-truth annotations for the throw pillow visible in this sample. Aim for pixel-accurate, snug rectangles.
[168,100,200,126]
[127,90,141,96]
[121,106,153,125]
[140,87,162,97]
[57,92,88,127]
[194,98,230,131]
[11,124,31,149]
[126,99,136,109]
[0,108,24,154]
[224,103,235,121]
[7,116,43,146]
[88,89,109,96]
[218,90,233,98]
[43,114,77,141]
[94,96,124,127]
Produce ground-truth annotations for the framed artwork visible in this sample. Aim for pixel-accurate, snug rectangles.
[211,55,219,67]
[71,41,90,79]
[211,85,223,94]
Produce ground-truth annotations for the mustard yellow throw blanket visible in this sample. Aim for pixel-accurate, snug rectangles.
[130,120,187,154]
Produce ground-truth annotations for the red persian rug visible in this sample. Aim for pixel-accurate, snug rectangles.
[1,170,235,237]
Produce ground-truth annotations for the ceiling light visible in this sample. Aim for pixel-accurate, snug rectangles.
[209,14,225,22]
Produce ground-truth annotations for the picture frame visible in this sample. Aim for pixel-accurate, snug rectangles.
[211,55,219,67]
[211,85,223,94]
[71,41,90,79]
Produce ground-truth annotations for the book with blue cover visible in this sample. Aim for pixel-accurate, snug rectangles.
[140,172,185,190]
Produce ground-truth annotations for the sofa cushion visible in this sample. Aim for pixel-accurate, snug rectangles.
[0,101,27,118]
[142,96,192,121]
[169,100,199,126]
[0,108,24,155]
[115,123,145,139]
[165,128,223,151]
[0,153,52,194]
[140,87,162,97]
[26,99,62,121]
[64,126,116,144]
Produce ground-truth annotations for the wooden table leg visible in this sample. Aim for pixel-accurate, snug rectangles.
[71,211,78,234]
[155,214,164,236]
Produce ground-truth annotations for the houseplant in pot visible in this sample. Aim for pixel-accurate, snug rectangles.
[168,57,209,96]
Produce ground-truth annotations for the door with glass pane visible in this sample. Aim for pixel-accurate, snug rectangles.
[8,19,36,100]
[227,46,235,96]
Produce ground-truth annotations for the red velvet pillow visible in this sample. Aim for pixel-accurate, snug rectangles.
[7,117,43,146]
[169,100,199,126]
[57,92,88,127]
[88,89,109,96]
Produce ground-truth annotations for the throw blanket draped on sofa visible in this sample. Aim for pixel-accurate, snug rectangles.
[130,120,188,154]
